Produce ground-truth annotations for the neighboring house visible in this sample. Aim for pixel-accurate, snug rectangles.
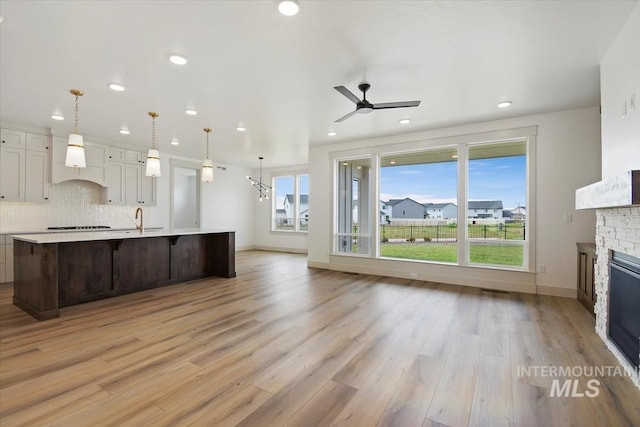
[300,209,309,224]
[275,208,287,225]
[511,206,526,220]
[388,198,426,219]
[283,194,309,223]
[380,201,393,224]
[468,200,503,219]
[423,202,458,219]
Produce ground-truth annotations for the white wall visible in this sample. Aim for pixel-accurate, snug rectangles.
[253,166,308,253]
[308,106,601,296]
[200,165,256,250]
[600,2,640,179]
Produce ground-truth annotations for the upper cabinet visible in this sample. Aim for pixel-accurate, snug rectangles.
[104,148,156,206]
[51,136,107,186]
[0,128,50,203]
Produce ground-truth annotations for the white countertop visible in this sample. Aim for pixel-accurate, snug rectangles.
[11,229,234,244]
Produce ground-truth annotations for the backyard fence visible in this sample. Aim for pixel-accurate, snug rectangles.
[378,223,525,242]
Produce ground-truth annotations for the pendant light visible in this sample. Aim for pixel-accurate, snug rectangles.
[65,89,86,168]
[201,128,213,183]
[246,156,272,202]
[145,112,161,177]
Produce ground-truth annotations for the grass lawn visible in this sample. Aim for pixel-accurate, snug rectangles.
[380,242,523,266]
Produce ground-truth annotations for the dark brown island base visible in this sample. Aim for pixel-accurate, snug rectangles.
[11,230,235,321]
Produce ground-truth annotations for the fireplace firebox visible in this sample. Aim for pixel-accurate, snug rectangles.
[608,251,640,370]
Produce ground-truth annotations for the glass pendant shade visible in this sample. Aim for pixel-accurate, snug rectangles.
[145,149,161,177]
[65,133,86,168]
[145,112,161,177]
[201,159,214,183]
[66,89,86,168]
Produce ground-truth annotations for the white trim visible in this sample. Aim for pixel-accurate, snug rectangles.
[318,255,537,294]
[254,245,307,254]
[536,285,575,298]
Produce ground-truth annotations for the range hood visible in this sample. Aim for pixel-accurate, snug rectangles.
[576,170,640,210]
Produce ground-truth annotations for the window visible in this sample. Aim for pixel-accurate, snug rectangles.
[468,141,526,268]
[336,158,371,255]
[272,173,309,232]
[379,148,458,263]
[333,133,533,272]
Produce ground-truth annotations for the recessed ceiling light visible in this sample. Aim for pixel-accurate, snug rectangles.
[109,83,125,92]
[327,131,337,136]
[399,118,411,124]
[452,154,459,159]
[51,114,64,121]
[170,138,180,145]
[389,160,396,165]
[236,125,246,132]
[497,101,512,108]
[120,129,130,135]
[185,109,198,116]
[278,0,299,16]
[356,166,362,170]
[169,55,187,65]
[342,162,348,166]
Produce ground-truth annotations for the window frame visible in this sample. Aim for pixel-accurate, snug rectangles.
[330,126,536,273]
[271,171,309,234]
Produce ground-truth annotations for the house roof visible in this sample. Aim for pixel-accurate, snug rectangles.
[424,202,456,209]
[468,200,503,209]
[285,194,309,204]
[388,197,422,207]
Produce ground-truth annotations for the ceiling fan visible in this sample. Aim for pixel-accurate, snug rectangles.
[333,83,421,122]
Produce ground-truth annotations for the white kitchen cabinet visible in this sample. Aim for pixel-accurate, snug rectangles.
[107,147,126,163]
[125,150,144,165]
[51,136,107,186]
[105,161,126,205]
[25,150,50,202]
[0,235,13,284]
[0,146,26,201]
[0,129,26,149]
[26,133,50,152]
[123,151,156,205]
[0,128,50,203]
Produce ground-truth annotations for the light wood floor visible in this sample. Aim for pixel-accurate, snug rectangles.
[1,250,639,426]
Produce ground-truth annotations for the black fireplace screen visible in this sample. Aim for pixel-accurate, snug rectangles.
[609,252,640,370]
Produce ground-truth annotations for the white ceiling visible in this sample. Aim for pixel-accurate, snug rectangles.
[0,1,636,168]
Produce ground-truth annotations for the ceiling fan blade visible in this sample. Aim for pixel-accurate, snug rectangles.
[335,110,358,122]
[334,86,361,104]
[373,100,421,109]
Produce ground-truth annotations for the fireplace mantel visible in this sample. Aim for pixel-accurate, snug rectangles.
[576,170,640,210]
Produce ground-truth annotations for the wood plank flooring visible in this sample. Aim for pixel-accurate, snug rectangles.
[1,250,639,426]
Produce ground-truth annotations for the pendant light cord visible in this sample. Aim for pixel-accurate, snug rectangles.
[73,94,80,134]
[151,115,156,149]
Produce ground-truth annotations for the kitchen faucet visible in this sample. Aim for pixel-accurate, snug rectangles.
[135,207,144,234]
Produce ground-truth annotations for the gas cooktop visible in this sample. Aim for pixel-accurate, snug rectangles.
[47,226,111,230]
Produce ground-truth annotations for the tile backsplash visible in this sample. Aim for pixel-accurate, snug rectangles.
[0,181,163,232]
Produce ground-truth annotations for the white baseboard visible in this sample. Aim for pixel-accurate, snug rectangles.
[307,259,537,294]
[536,285,576,298]
[254,245,308,254]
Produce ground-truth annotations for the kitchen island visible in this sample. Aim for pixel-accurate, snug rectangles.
[11,229,235,320]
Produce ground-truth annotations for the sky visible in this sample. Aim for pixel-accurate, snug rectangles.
[274,175,309,208]
[381,155,526,209]
[271,155,526,211]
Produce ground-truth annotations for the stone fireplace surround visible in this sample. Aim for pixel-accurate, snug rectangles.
[576,170,640,390]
